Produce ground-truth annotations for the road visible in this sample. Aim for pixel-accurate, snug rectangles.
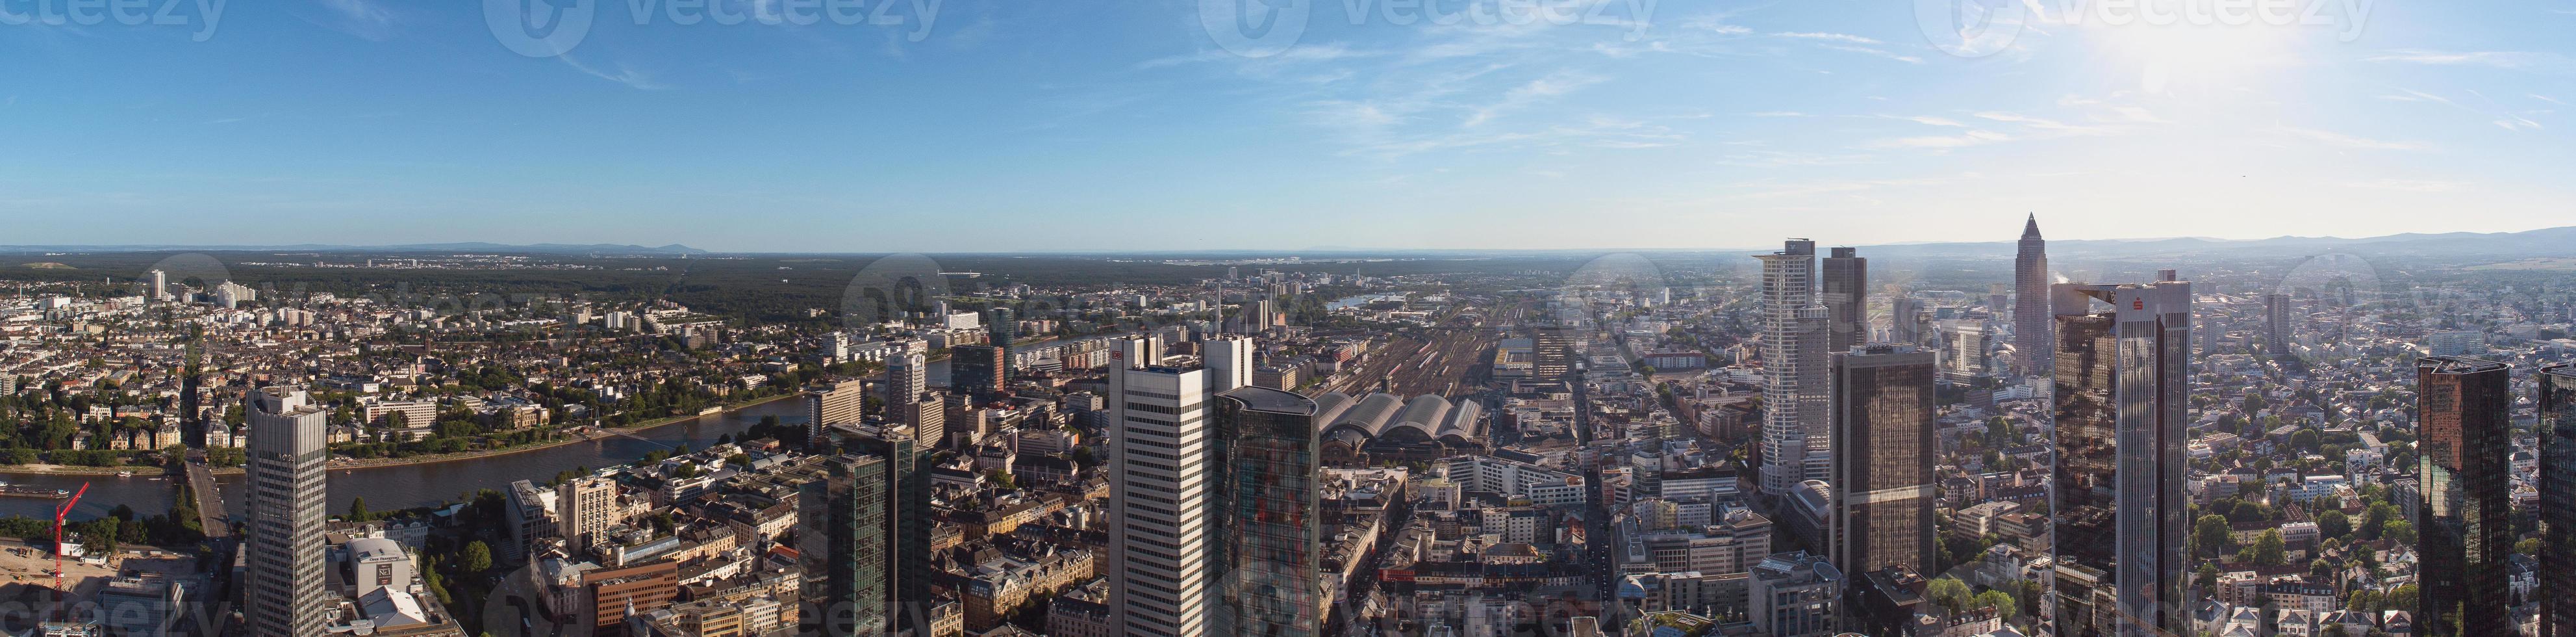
[181,454,228,539]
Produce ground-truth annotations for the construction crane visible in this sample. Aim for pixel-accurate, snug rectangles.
[53,482,88,596]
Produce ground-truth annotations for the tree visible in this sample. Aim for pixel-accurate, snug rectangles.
[2229,500,2270,523]
[2291,428,2320,452]
[2195,514,2236,557]
[1926,577,1973,615]
[2519,537,2544,556]
[2381,519,2415,545]
[2317,510,2351,541]
[2361,502,2397,540]
[1974,590,2019,620]
[2347,588,2383,614]
[2239,529,2288,567]
[347,497,371,523]
[461,541,493,573]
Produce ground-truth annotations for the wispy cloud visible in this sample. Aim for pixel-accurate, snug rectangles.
[2495,114,2545,131]
[2341,179,2469,193]
[1817,44,1925,64]
[1880,114,1967,127]
[561,56,672,90]
[1774,32,1882,45]
[314,0,399,40]
[1465,73,1604,127]
[2363,49,2576,71]
[2267,126,2427,151]
[1871,129,2012,149]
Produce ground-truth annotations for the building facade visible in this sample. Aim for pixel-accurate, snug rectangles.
[2540,365,2576,637]
[1217,386,1325,637]
[1756,239,1832,497]
[1108,335,1222,637]
[2050,275,2190,636]
[2416,357,2512,636]
[2014,214,2051,376]
[1828,344,1937,578]
[1821,247,1867,354]
[245,387,329,637]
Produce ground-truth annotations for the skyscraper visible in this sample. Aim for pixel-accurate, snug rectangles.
[1757,239,1832,496]
[1204,334,1254,394]
[950,344,1005,400]
[887,352,927,404]
[2540,365,2576,637]
[147,268,168,302]
[1215,386,1324,637]
[2416,357,2512,636]
[244,386,327,637]
[1891,296,1924,346]
[2014,214,2052,376]
[802,424,932,635]
[1821,247,1868,353]
[796,452,898,636]
[988,306,1018,382]
[1828,344,1937,578]
[2050,273,2190,636]
[1108,335,1220,637]
[2263,293,2294,358]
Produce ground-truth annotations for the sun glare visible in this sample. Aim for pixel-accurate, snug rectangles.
[2097,19,2295,94]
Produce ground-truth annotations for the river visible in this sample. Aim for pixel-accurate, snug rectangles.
[0,398,811,523]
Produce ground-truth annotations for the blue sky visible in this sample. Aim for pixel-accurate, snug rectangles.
[3,0,2572,252]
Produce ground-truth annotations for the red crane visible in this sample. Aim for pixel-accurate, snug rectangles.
[52,483,87,596]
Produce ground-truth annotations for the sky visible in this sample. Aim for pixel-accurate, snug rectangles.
[2,0,2572,252]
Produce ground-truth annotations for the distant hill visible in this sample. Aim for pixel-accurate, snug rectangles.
[0,242,707,256]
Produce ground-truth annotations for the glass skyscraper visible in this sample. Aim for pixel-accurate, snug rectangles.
[1215,385,1324,637]
[798,426,928,636]
[2416,357,2512,636]
[2049,274,2189,637]
[2540,365,2576,637]
[1829,344,1937,578]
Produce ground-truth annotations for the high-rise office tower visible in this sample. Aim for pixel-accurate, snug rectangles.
[1204,335,1254,394]
[2014,214,2052,376]
[1938,320,1989,384]
[1829,344,1937,578]
[1822,247,1868,353]
[558,476,618,554]
[2540,365,2576,637]
[1215,386,1324,637]
[950,344,1005,400]
[2416,357,2512,636]
[800,425,931,635]
[887,352,926,405]
[1756,239,1832,496]
[1108,335,1220,637]
[1891,296,1924,346]
[2050,273,2190,636]
[1534,324,1574,380]
[244,386,327,637]
[2264,293,2294,357]
[988,307,1018,382]
[796,452,896,635]
[147,269,168,302]
[809,378,868,428]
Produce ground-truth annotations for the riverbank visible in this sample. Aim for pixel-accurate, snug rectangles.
[0,393,802,478]
[313,393,802,473]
